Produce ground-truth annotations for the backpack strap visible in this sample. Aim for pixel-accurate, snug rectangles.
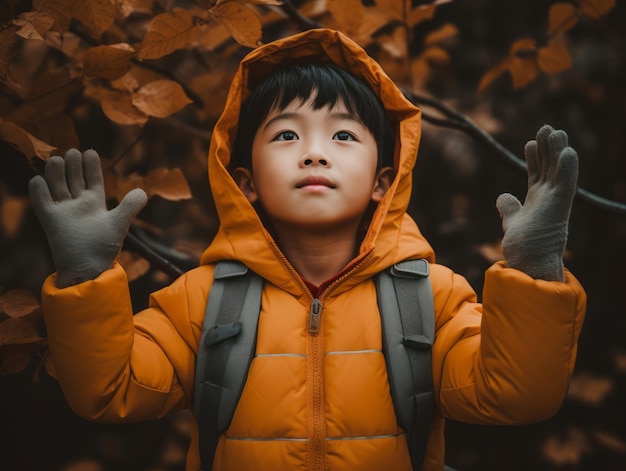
[376,259,435,471]
[194,260,263,471]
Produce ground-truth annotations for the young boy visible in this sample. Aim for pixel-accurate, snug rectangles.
[29,29,586,471]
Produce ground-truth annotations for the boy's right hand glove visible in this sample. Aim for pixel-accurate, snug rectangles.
[496,125,579,282]
[28,149,147,288]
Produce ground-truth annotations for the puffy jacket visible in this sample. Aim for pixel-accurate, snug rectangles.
[41,29,587,471]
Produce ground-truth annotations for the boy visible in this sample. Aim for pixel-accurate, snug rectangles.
[28,29,586,471]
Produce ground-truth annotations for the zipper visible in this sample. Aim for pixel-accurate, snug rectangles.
[308,298,322,334]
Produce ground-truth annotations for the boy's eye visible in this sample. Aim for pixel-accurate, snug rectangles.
[333,131,356,141]
[274,131,299,141]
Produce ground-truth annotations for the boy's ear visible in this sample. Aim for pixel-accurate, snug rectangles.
[233,167,258,204]
[371,167,395,203]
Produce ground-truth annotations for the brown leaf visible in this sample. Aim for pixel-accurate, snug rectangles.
[407,0,453,28]
[477,61,508,92]
[424,23,458,46]
[579,0,615,19]
[83,43,136,81]
[538,43,572,73]
[138,10,199,60]
[0,318,42,346]
[118,0,155,18]
[567,372,613,405]
[72,0,117,37]
[143,167,192,201]
[0,289,41,319]
[116,251,150,281]
[548,3,579,36]
[217,0,283,4]
[32,0,73,34]
[0,25,19,78]
[101,91,149,126]
[543,429,590,465]
[209,2,263,49]
[0,118,56,161]
[0,351,31,375]
[378,26,408,60]
[508,40,539,89]
[1,194,29,238]
[374,0,405,21]
[131,80,192,118]
[13,11,55,41]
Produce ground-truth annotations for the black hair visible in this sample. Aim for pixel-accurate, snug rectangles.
[230,62,395,171]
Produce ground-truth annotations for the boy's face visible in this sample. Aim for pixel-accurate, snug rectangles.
[235,98,392,234]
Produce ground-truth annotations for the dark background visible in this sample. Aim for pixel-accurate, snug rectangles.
[1,1,625,470]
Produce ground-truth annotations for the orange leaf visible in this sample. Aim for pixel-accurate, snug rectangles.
[424,23,458,46]
[538,43,572,73]
[118,0,155,18]
[510,37,537,55]
[579,0,615,19]
[478,61,508,92]
[0,318,42,346]
[32,0,73,34]
[138,10,199,60]
[0,290,41,319]
[1,195,29,238]
[13,11,55,41]
[509,55,539,89]
[0,118,56,161]
[83,43,136,80]
[374,0,405,21]
[567,372,613,405]
[378,26,408,60]
[543,429,590,465]
[548,3,579,36]
[209,2,263,48]
[131,80,192,118]
[72,0,117,37]
[407,0,452,28]
[116,251,150,281]
[421,46,450,65]
[101,91,149,126]
[143,167,192,201]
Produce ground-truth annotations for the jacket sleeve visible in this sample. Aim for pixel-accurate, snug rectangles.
[431,261,586,424]
[41,262,209,423]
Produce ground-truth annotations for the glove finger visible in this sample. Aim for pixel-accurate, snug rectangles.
[64,148,86,197]
[547,130,570,185]
[496,193,522,230]
[82,149,106,197]
[111,188,148,228]
[28,175,53,220]
[535,124,555,180]
[524,140,540,185]
[553,147,579,207]
[44,156,72,201]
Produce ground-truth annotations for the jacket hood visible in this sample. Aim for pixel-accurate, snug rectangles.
[201,28,434,294]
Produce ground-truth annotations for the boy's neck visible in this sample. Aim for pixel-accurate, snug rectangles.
[273,226,360,286]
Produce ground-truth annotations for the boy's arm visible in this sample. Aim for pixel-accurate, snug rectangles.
[432,125,586,423]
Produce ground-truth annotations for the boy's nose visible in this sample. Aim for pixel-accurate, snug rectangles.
[301,148,330,167]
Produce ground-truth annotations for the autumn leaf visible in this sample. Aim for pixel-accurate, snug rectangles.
[72,0,117,37]
[538,43,572,73]
[1,194,29,238]
[209,2,263,49]
[118,0,155,18]
[101,91,149,126]
[478,62,508,92]
[0,318,42,346]
[83,43,136,81]
[424,23,458,46]
[138,10,199,60]
[567,372,613,405]
[0,290,41,319]
[543,429,590,465]
[13,11,55,41]
[217,0,284,5]
[579,0,615,19]
[374,0,405,22]
[143,167,193,201]
[131,80,192,118]
[116,250,150,281]
[0,25,19,78]
[407,0,453,28]
[0,118,56,161]
[32,0,73,34]
[548,3,579,36]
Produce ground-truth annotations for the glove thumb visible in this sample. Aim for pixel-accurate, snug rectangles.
[112,188,148,224]
[496,193,522,230]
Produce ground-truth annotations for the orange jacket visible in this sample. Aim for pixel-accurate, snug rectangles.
[42,29,586,471]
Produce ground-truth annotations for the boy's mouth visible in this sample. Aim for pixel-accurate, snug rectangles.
[296,176,336,189]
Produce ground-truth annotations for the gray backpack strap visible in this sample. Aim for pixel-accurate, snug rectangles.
[376,259,435,471]
[194,260,263,471]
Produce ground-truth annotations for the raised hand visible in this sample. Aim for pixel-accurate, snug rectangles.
[496,125,579,282]
[29,149,147,288]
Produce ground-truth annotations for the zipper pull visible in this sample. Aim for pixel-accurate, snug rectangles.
[308,298,322,334]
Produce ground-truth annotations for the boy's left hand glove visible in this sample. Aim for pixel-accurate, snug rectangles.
[496,125,579,282]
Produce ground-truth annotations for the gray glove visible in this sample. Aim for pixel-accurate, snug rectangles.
[496,125,579,282]
[29,148,147,288]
